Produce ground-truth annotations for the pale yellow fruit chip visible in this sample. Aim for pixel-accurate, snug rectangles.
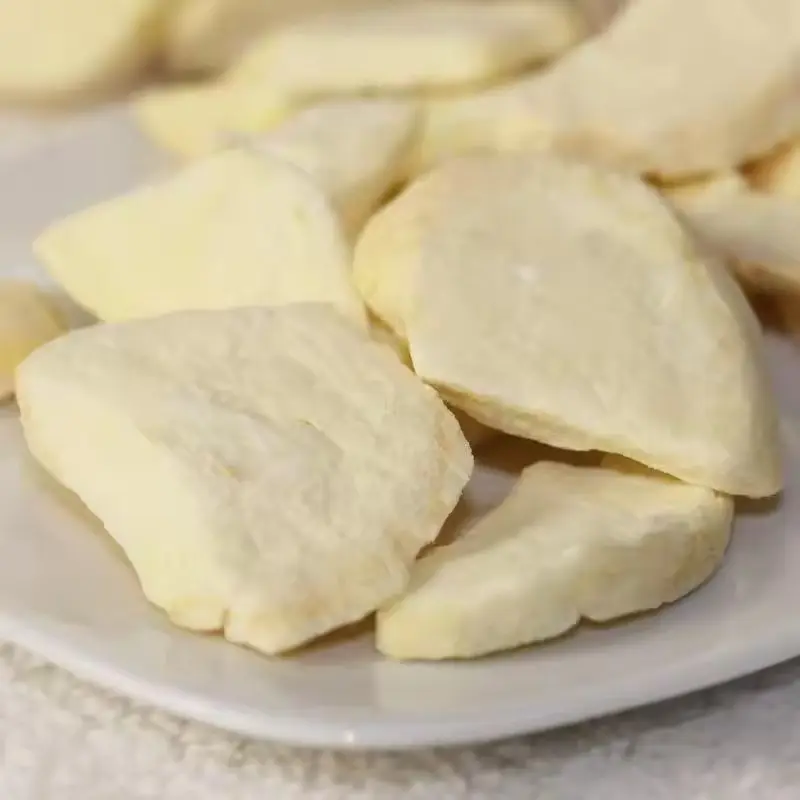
[249,98,419,236]
[132,81,288,159]
[35,149,366,327]
[354,153,781,497]
[377,459,732,660]
[0,280,66,401]
[0,0,164,104]
[230,1,584,96]
[416,0,800,178]
[16,304,472,654]
[665,172,800,295]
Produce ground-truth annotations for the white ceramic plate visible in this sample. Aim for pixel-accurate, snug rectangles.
[2,109,800,751]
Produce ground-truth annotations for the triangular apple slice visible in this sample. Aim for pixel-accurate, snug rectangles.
[35,148,366,327]
[354,152,781,497]
[17,304,472,654]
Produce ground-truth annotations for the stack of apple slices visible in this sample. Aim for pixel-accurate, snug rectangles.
[6,141,780,660]
[3,0,800,661]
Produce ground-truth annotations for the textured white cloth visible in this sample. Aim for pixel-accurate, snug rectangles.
[2,642,800,799]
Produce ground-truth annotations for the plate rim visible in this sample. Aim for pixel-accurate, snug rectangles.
[3,606,800,750]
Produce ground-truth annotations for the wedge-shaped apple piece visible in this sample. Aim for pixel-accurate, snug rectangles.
[16,304,472,654]
[249,98,418,235]
[666,173,800,295]
[230,1,584,97]
[354,153,781,497]
[416,0,800,178]
[35,149,365,327]
[0,280,66,401]
[378,459,732,660]
[0,0,163,105]
[133,82,288,159]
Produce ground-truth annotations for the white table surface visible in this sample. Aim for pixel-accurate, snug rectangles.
[4,33,800,796]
